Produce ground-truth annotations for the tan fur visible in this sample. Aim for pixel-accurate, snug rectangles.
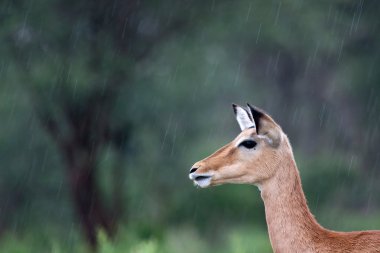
[191,106,380,253]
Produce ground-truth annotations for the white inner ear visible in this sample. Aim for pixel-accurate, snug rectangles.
[235,106,255,131]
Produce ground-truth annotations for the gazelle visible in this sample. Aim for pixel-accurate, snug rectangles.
[189,104,380,253]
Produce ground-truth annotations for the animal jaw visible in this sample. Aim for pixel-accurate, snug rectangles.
[189,173,213,188]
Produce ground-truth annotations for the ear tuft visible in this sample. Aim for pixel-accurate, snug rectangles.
[232,103,238,114]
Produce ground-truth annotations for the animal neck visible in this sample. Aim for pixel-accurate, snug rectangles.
[259,151,326,253]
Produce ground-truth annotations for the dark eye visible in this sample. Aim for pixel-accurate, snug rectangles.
[238,140,257,149]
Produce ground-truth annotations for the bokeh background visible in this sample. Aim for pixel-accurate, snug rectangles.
[1,0,380,252]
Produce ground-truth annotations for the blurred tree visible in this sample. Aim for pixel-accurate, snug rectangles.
[1,0,208,247]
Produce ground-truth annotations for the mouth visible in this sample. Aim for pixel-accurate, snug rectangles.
[189,173,213,188]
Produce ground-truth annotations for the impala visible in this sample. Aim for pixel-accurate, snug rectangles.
[189,104,380,253]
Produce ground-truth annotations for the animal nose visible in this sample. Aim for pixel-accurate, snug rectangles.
[189,167,198,174]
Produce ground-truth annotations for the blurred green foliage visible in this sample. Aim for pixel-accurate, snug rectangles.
[0,0,380,251]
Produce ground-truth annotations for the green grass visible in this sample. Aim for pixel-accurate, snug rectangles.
[0,224,272,253]
[1,210,379,253]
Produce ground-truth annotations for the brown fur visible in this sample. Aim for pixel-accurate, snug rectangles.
[190,106,380,253]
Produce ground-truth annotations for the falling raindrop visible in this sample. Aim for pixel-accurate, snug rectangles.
[256,23,262,44]
[246,3,253,22]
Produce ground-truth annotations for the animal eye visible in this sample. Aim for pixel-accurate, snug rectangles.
[238,140,257,149]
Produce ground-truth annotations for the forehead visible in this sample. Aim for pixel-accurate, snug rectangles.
[234,128,256,141]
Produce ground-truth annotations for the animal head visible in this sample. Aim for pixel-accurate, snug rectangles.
[189,104,291,188]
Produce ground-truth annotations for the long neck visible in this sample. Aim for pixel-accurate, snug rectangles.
[260,152,327,253]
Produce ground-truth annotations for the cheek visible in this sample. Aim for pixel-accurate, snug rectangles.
[214,162,247,179]
[250,153,278,177]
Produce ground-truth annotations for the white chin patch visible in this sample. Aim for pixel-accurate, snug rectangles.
[194,177,212,188]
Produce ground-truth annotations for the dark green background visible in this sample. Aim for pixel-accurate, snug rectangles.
[0,0,379,252]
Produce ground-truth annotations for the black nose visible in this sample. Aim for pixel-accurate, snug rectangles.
[189,167,198,173]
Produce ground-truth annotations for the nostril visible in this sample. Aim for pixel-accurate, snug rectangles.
[189,167,198,173]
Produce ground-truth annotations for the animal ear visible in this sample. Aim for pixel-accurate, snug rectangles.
[247,103,282,147]
[232,104,256,131]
